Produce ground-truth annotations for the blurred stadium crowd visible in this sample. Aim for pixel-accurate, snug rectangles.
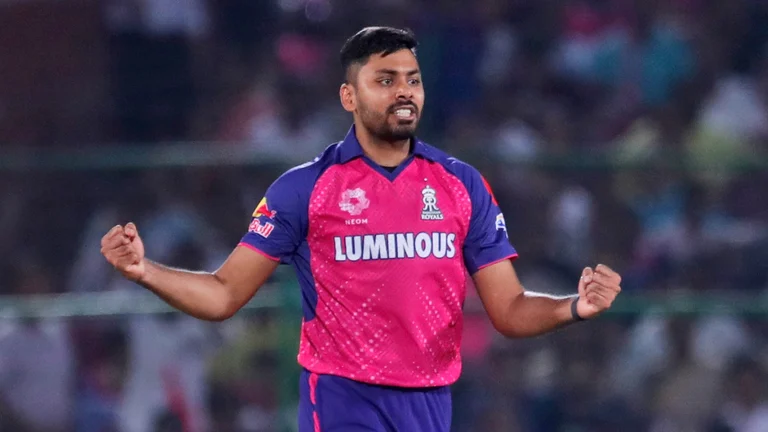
[1,0,768,431]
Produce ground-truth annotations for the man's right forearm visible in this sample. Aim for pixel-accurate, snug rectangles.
[137,259,234,321]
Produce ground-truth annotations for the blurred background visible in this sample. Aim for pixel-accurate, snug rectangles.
[1,0,768,431]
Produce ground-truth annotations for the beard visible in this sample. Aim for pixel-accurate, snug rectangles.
[358,101,420,142]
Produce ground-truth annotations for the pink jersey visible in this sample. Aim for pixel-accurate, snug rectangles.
[240,126,517,388]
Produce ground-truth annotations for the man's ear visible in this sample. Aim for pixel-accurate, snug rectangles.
[340,83,356,113]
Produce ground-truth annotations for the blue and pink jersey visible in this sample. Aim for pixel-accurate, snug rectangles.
[240,126,517,388]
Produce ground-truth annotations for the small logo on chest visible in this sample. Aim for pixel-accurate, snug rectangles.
[421,185,444,220]
[345,218,368,226]
[339,188,370,216]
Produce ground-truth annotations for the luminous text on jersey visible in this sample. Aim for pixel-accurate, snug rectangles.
[334,232,457,261]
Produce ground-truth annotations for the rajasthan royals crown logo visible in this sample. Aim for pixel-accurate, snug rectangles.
[421,185,444,220]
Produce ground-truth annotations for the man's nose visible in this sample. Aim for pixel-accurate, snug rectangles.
[395,82,413,100]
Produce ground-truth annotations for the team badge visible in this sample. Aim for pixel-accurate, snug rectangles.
[421,185,444,220]
[339,188,370,216]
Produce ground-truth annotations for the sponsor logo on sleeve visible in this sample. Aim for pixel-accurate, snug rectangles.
[248,219,275,238]
[252,197,276,219]
[495,213,508,237]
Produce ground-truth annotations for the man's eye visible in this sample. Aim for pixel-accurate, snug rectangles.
[409,79,421,85]
[380,79,393,86]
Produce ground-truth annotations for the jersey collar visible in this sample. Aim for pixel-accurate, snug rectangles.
[339,125,437,164]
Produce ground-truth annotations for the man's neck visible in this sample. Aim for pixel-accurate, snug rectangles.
[355,126,411,167]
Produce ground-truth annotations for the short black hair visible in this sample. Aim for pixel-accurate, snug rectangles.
[340,27,418,82]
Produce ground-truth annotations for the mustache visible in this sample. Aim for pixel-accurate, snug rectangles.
[388,102,418,114]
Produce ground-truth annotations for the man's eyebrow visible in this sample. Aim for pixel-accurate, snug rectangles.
[374,68,421,75]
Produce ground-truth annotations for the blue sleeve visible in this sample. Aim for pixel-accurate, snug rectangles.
[239,169,311,264]
[449,160,518,274]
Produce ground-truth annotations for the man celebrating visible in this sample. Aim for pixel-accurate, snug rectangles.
[102,27,621,432]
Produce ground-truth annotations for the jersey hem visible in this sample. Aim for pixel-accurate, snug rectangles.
[298,364,459,389]
[476,253,519,271]
[238,242,280,262]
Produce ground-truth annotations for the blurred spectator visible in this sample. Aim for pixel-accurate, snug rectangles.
[714,357,768,432]
[213,0,278,68]
[476,0,519,88]
[152,411,184,432]
[207,310,282,432]
[686,56,768,190]
[553,0,615,79]
[546,182,595,271]
[589,2,695,109]
[609,313,673,406]
[647,317,735,432]
[104,0,210,142]
[217,76,345,160]
[0,260,75,432]
[75,328,127,432]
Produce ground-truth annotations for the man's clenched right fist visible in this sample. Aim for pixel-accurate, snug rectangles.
[101,222,146,282]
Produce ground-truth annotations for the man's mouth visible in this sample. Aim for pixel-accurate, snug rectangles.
[391,105,417,121]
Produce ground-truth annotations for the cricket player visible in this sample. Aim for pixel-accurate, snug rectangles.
[101,26,622,432]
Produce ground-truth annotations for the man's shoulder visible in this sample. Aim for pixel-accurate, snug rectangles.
[262,143,344,215]
[273,142,343,188]
[418,141,483,181]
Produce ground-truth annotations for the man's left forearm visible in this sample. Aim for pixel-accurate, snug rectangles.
[498,291,580,338]
[473,261,620,338]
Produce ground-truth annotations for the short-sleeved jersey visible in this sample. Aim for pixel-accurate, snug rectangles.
[240,126,518,388]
